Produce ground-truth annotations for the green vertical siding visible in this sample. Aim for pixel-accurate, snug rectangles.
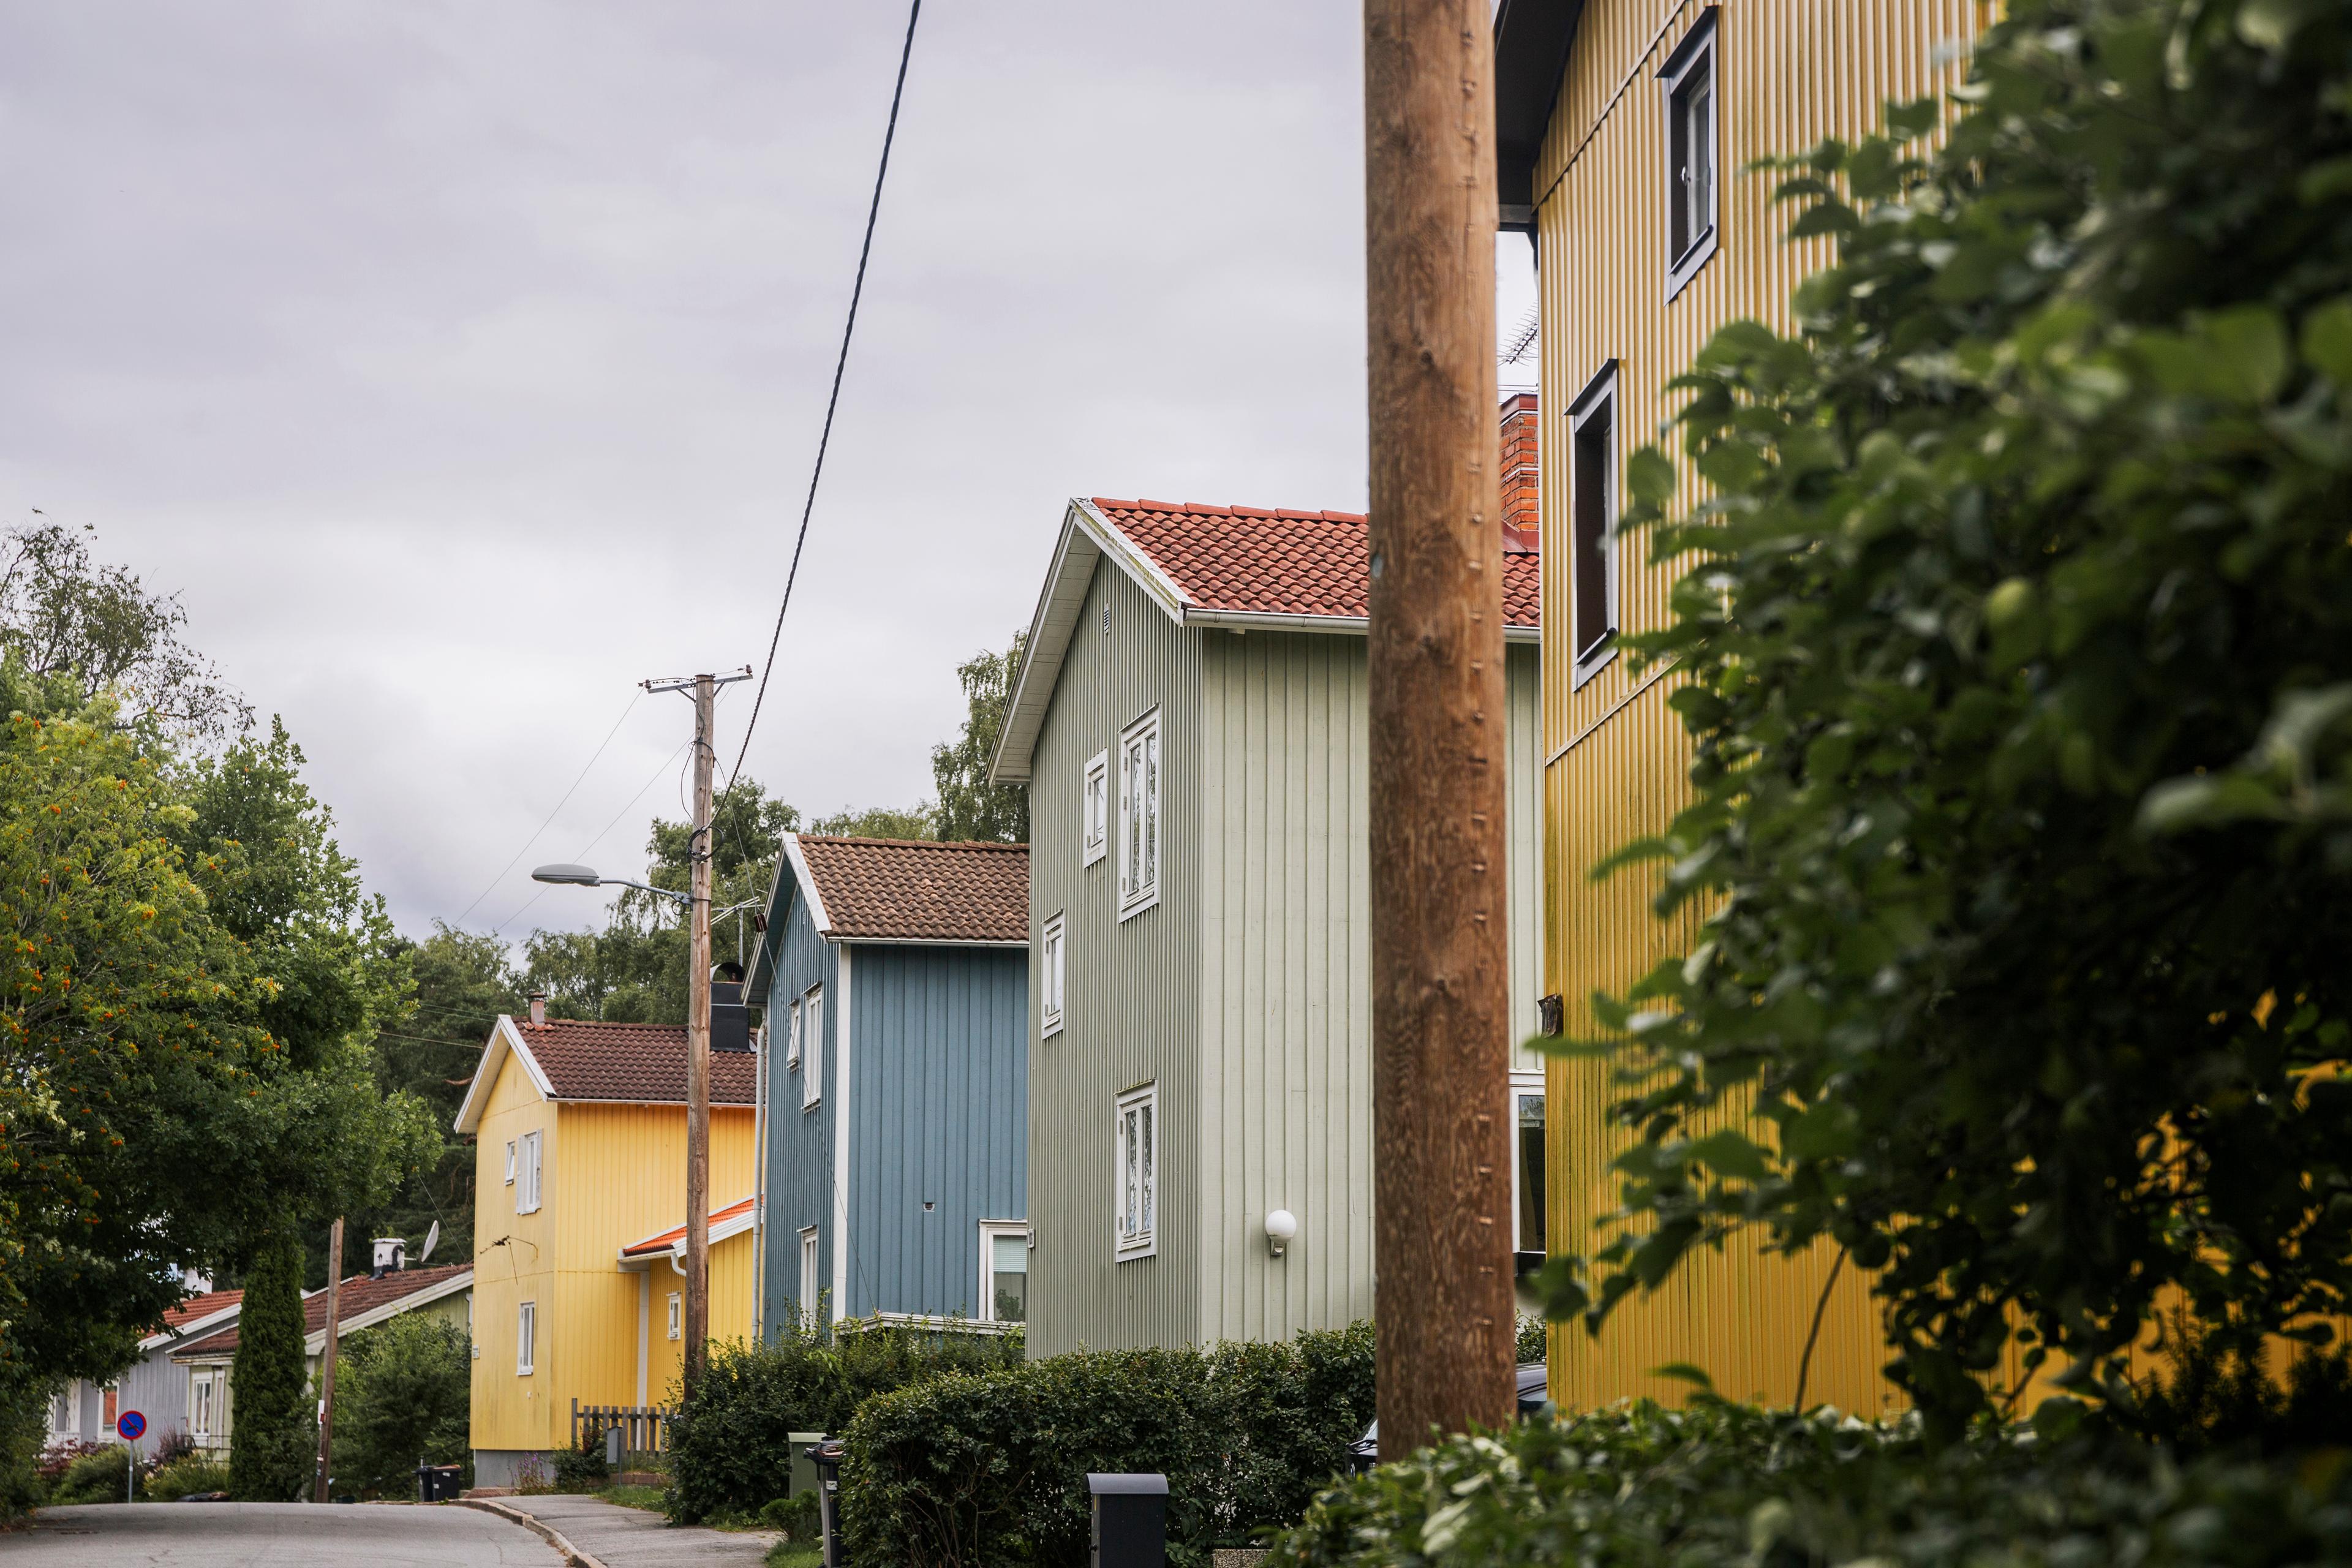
[1025,560,1203,1357]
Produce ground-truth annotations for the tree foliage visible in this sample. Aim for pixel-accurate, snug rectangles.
[931,633,1027,844]
[228,1227,312,1501]
[1545,0,2352,1435]
[327,1312,471,1496]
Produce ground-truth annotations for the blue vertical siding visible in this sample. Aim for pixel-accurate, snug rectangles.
[846,946,1028,1320]
[756,885,841,1334]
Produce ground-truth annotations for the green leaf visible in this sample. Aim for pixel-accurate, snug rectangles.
[1686,1129,1771,1182]
[2301,298,2352,385]
[1648,1362,1716,1390]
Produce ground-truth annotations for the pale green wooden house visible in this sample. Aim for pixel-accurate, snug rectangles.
[989,399,1549,1357]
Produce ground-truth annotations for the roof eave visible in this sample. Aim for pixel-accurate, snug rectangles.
[1186,607,1540,644]
[1494,0,1586,229]
[451,1016,553,1136]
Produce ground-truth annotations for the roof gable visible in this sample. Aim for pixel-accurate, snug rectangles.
[794,835,1028,944]
[454,1016,756,1134]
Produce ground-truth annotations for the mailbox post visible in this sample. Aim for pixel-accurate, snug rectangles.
[1087,1473,1168,1568]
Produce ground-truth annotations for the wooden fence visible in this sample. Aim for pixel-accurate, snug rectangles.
[570,1399,676,1455]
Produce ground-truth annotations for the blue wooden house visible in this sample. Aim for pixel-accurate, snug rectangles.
[745,833,1031,1333]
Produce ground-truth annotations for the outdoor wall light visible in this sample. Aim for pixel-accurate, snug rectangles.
[1264,1209,1298,1259]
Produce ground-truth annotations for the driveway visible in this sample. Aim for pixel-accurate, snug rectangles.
[0,1501,562,1565]
[490,1493,780,1567]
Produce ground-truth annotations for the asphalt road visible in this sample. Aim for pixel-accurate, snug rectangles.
[0,1501,564,1565]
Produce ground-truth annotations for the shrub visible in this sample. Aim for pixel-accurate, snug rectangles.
[329,1314,470,1497]
[230,1229,313,1500]
[666,1318,1023,1525]
[32,1436,109,1488]
[552,1434,609,1493]
[146,1453,232,1501]
[1268,1400,2352,1568]
[763,1490,820,1539]
[842,1321,1376,1568]
[151,1428,196,1467]
[48,1444,140,1505]
[514,1452,553,1495]
[1548,0,2352,1434]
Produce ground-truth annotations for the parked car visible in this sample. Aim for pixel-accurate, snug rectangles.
[1347,1363,1551,1472]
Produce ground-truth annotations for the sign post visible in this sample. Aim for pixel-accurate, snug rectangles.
[117,1409,145,1502]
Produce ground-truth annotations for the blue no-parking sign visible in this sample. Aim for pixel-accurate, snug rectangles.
[116,1409,145,1442]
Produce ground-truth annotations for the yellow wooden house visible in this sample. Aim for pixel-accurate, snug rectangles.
[1495,0,1988,1412]
[456,1007,758,1485]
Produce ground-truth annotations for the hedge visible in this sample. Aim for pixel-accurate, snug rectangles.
[841,1321,1376,1568]
[1265,1398,2352,1568]
[666,1319,1025,1525]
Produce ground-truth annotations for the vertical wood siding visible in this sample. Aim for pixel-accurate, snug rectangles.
[1193,632,1546,1344]
[1532,0,1986,1415]
[1025,560,1203,1357]
[638,1229,760,1409]
[758,887,843,1330]
[845,944,1028,1320]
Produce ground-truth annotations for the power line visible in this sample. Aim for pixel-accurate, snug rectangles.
[729,0,924,790]
[491,737,693,937]
[451,690,642,929]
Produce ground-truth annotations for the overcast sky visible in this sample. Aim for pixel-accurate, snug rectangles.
[0,2,1537,944]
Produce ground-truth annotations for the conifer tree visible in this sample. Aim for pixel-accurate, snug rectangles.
[228,1229,314,1501]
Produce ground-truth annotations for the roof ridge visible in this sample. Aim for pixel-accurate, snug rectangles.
[516,1017,685,1031]
[801,835,1028,853]
[1090,496,1366,523]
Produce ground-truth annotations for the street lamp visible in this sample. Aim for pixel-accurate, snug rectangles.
[532,863,692,906]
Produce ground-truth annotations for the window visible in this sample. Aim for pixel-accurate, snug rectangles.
[1512,1077,1548,1255]
[1116,711,1163,919]
[1039,913,1066,1038]
[516,1301,537,1375]
[505,1140,516,1185]
[189,1370,216,1441]
[980,1222,1030,1323]
[48,1387,69,1435]
[516,1129,543,1215]
[799,1226,821,1325]
[801,986,824,1109]
[102,1384,117,1434]
[786,996,802,1068]
[1082,750,1110,866]
[1114,1084,1158,1260]
[1660,9,1720,299]
[1569,363,1619,683]
[666,1292,682,1341]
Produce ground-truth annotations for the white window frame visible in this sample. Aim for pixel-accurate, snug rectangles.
[978,1220,1031,1324]
[786,996,802,1068]
[666,1291,682,1341]
[799,1226,821,1325]
[505,1140,516,1185]
[801,986,824,1109]
[1509,1071,1547,1255]
[1082,750,1109,867]
[1568,361,1622,690]
[1659,8,1721,301]
[516,1300,537,1376]
[1114,1083,1159,1261]
[1039,913,1066,1038]
[516,1128,543,1215]
[1115,710,1163,921]
[189,1368,216,1443]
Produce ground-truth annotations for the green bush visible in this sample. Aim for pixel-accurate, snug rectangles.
[1268,1399,2352,1568]
[841,1321,1376,1568]
[48,1444,140,1506]
[666,1318,1024,1525]
[328,1313,472,1498]
[230,1229,314,1501]
[552,1434,609,1493]
[146,1453,232,1501]
[763,1490,820,1539]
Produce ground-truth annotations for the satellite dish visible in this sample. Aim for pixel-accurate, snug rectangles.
[420,1220,440,1264]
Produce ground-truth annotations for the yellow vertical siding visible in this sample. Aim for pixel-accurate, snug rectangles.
[1534,0,1988,1415]
[469,1052,759,1453]
[637,1231,760,1410]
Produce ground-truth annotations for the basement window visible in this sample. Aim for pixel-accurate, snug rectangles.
[1569,362,1620,687]
[1660,9,1721,300]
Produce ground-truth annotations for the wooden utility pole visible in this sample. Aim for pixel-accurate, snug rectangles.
[684,672,716,1400]
[1363,0,1516,1457]
[312,1216,345,1502]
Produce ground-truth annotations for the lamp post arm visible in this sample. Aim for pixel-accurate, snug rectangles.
[597,877,693,907]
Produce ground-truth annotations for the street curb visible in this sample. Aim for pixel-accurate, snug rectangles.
[458,1496,612,1568]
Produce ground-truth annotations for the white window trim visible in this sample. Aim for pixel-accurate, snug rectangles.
[1509,1071,1547,1255]
[799,1225,821,1325]
[1082,750,1109,867]
[1568,361,1623,692]
[978,1220,1031,1324]
[666,1292,682,1341]
[504,1140,516,1185]
[801,985,824,1110]
[1115,710,1163,921]
[786,997,802,1068]
[1114,1083,1159,1262]
[1659,8,1721,303]
[516,1300,537,1376]
[1039,913,1066,1038]
[516,1129,543,1215]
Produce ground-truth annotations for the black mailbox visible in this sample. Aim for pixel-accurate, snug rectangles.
[809,1439,850,1568]
[1088,1472,1167,1568]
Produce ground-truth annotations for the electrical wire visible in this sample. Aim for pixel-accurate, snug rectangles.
[450,690,642,929]
[491,737,693,937]
[728,0,924,790]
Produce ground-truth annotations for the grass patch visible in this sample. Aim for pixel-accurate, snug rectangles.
[764,1542,823,1568]
[599,1485,667,1513]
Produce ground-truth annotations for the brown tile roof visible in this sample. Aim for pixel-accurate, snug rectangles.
[173,1264,472,1359]
[513,1019,760,1107]
[160,1288,242,1332]
[797,837,1028,944]
[1089,499,1542,630]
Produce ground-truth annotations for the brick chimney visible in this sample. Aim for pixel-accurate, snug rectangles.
[1499,392,1539,555]
[527,990,546,1028]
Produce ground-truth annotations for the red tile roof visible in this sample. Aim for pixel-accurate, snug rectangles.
[515,1019,759,1107]
[1088,499,1541,629]
[160,1288,242,1332]
[797,837,1028,944]
[173,1264,472,1359]
[621,1194,758,1258]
